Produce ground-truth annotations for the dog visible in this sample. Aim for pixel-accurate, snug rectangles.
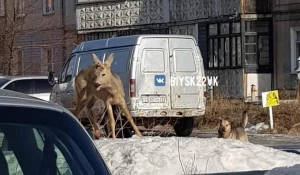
[218,111,249,142]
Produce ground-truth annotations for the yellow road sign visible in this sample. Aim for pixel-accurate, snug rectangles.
[265,90,279,107]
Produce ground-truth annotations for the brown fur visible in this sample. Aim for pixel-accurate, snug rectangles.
[218,111,249,142]
[73,53,142,139]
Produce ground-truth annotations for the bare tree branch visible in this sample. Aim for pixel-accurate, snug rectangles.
[0,0,70,75]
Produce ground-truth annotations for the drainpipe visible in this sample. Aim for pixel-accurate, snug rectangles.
[250,84,256,102]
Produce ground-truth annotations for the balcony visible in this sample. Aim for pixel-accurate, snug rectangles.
[242,0,272,14]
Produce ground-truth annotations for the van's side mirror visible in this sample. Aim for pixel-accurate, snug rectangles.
[48,71,58,86]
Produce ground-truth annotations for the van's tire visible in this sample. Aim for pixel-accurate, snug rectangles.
[173,117,194,137]
[117,127,133,138]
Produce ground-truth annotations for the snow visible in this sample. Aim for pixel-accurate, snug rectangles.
[246,122,270,134]
[94,136,300,175]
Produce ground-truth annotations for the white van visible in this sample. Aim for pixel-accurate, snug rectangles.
[48,35,207,137]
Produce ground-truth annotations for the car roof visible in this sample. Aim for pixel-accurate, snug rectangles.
[72,34,197,54]
[0,75,48,80]
[0,89,64,113]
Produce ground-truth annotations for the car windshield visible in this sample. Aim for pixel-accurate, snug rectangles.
[0,78,10,88]
[0,123,96,175]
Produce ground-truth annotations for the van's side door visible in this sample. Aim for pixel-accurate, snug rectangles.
[104,48,132,102]
[136,38,171,110]
[31,79,54,101]
[76,51,103,75]
[169,38,204,109]
[56,55,77,111]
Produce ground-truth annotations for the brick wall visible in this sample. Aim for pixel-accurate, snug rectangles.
[18,29,65,76]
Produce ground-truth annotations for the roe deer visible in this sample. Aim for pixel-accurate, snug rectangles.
[73,53,143,139]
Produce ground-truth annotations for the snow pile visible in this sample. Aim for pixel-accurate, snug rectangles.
[95,136,300,175]
[265,164,300,175]
[246,122,269,134]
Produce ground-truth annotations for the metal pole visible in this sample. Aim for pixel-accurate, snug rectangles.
[208,85,213,102]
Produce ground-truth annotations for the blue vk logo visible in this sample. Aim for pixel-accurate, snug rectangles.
[155,75,166,86]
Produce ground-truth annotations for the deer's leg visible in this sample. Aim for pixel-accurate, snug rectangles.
[106,102,116,139]
[73,91,92,120]
[86,99,101,139]
[118,100,142,137]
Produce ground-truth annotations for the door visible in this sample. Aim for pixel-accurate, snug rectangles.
[136,38,171,109]
[3,79,32,95]
[31,79,54,101]
[104,48,132,101]
[56,55,77,111]
[76,51,103,75]
[169,38,203,109]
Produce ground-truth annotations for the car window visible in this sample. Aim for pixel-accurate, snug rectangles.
[77,52,103,74]
[33,79,53,94]
[105,49,130,73]
[141,49,165,73]
[174,49,196,72]
[0,124,97,175]
[0,78,10,88]
[60,55,76,84]
[3,80,32,94]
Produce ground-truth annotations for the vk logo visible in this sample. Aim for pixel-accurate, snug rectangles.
[155,75,166,86]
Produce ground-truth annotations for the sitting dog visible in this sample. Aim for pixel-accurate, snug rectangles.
[218,111,249,142]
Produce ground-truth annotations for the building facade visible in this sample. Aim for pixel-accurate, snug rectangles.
[2,0,297,101]
[75,0,273,101]
[0,0,77,76]
[272,0,300,98]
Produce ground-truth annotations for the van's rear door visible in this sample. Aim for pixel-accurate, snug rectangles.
[135,38,171,109]
[169,37,204,109]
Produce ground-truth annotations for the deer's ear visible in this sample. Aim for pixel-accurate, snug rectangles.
[104,53,114,68]
[219,119,222,124]
[91,53,102,67]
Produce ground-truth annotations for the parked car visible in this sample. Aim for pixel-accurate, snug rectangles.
[0,76,53,101]
[48,34,207,137]
[0,89,111,175]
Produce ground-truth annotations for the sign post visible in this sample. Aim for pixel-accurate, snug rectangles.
[261,90,280,130]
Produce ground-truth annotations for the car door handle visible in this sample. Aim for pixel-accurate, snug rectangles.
[67,90,74,94]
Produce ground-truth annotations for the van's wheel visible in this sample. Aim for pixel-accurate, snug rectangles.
[117,126,133,138]
[173,117,194,137]
[104,120,133,138]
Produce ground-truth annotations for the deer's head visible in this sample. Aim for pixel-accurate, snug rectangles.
[90,53,114,90]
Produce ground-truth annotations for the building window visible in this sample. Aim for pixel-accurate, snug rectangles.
[207,22,242,69]
[0,0,5,17]
[244,20,271,73]
[290,27,300,74]
[43,0,54,15]
[41,47,53,74]
[15,0,25,18]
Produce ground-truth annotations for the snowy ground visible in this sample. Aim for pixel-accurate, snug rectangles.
[95,136,300,175]
[246,122,270,134]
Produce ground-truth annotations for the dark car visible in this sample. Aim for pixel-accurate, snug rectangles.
[0,89,111,175]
